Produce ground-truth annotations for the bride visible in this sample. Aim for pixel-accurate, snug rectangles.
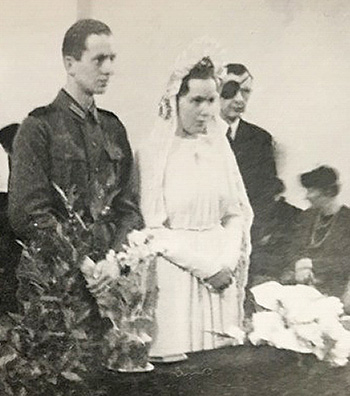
[137,42,253,361]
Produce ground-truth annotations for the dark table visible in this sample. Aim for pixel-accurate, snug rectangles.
[89,345,350,396]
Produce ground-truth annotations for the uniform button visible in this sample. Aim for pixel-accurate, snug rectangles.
[95,167,99,172]
[101,206,111,216]
[92,142,97,147]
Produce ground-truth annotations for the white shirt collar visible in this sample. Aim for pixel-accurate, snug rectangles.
[227,117,240,140]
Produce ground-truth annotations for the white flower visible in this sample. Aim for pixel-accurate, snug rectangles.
[139,332,152,344]
[127,230,149,247]
[116,251,128,261]
[250,281,284,311]
[98,257,120,280]
[249,312,310,353]
[250,282,350,366]
[106,249,117,263]
[293,323,325,354]
[330,332,350,366]
[80,256,96,279]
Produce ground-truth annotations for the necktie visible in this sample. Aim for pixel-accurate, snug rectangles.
[226,126,234,146]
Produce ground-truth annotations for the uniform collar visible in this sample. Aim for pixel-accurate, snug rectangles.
[87,101,100,124]
[54,89,100,124]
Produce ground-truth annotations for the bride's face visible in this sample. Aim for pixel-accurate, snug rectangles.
[177,78,218,136]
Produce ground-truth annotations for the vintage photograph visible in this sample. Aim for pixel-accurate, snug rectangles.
[1,0,350,394]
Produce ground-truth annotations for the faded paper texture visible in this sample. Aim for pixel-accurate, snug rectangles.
[1,0,350,208]
[1,1,350,395]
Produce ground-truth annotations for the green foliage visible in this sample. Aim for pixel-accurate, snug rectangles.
[0,185,114,395]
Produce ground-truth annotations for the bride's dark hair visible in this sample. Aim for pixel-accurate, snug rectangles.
[177,57,216,98]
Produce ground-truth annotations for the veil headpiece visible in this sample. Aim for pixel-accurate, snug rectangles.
[158,37,226,121]
[137,38,229,227]
[138,38,252,225]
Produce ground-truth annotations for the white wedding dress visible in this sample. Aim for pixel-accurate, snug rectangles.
[148,134,247,357]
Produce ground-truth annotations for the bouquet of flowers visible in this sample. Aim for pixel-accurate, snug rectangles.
[81,230,162,372]
[0,192,107,395]
[0,185,160,394]
[248,281,350,367]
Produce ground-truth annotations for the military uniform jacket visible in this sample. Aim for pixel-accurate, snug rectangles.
[9,89,143,250]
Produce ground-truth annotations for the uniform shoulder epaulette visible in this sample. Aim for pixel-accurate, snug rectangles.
[97,108,125,130]
[29,104,56,118]
[97,108,118,119]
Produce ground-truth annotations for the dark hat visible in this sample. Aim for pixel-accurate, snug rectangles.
[300,166,339,196]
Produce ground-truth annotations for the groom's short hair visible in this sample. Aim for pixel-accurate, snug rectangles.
[62,19,112,60]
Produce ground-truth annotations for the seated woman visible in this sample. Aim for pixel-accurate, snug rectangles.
[290,166,350,300]
[137,44,253,361]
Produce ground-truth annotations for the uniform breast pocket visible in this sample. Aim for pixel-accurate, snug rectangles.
[51,151,88,192]
[103,145,125,187]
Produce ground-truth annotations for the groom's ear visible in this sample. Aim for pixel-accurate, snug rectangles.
[64,55,77,76]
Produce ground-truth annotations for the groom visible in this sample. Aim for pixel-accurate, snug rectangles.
[9,19,143,256]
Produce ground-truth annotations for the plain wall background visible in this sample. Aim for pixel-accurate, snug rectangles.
[1,0,350,208]
[0,0,77,190]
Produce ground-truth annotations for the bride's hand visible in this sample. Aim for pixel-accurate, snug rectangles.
[204,267,233,292]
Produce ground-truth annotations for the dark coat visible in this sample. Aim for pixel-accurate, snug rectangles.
[227,120,281,242]
[290,205,350,297]
[0,192,21,313]
[9,90,143,252]
[227,119,302,289]
[229,119,279,216]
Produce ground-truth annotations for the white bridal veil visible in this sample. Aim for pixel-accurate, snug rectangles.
[137,38,253,322]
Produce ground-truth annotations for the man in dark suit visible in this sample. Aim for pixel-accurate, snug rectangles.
[219,64,301,287]
[220,64,279,244]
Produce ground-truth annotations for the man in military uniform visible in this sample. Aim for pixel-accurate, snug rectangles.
[9,19,143,255]
[7,20,145,372]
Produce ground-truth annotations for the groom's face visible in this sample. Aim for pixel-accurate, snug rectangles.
[178,78,218,135]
